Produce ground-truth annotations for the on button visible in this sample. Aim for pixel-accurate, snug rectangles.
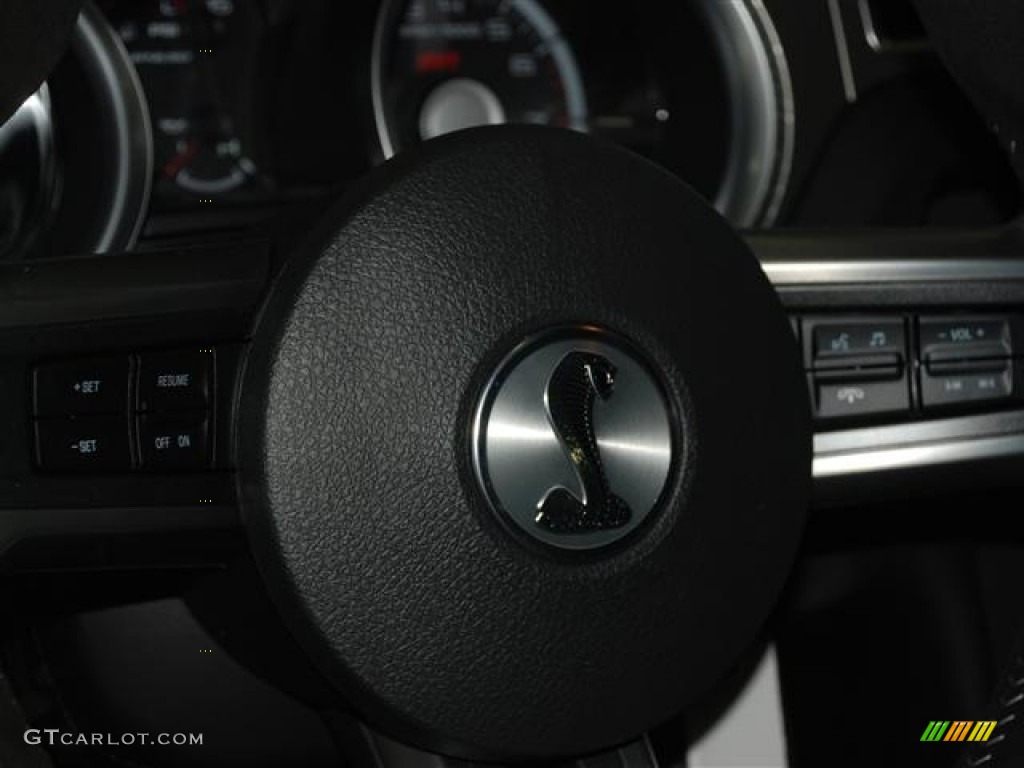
[138,413,210,470]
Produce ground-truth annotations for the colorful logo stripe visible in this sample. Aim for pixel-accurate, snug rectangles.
[920,721,997,742]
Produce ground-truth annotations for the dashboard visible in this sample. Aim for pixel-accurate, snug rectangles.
[2,0,1022,258]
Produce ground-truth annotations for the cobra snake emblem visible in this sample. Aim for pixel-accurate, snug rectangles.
[535,351,632,532]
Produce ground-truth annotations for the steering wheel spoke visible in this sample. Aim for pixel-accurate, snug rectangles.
[334,719,660,768]
[749,225,1024,502]
[0,241,269,570]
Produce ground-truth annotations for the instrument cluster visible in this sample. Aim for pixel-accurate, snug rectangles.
[3,0,1016,258]
[99,0,790,230]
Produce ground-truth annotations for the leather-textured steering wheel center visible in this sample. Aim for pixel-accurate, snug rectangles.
[239,126,811,761]
[471,328,675,551]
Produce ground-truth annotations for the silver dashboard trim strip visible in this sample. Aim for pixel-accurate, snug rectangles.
[762,259,1024,285]
[815,433,1024,477]
[814,411,1024,478]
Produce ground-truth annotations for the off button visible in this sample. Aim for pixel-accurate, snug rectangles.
[139,413,210,469]
[137,350,212,412]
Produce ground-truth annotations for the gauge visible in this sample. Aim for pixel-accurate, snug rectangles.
[160,114,256,194]
[373,0,588,157]
[112,0,264,205]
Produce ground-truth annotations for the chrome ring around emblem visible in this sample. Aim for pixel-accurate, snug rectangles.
[471,329,675,551]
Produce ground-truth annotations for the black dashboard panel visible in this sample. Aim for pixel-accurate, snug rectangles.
[774,0,1021,228]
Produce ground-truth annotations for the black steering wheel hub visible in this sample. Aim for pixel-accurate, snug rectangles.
[238,126,810,760]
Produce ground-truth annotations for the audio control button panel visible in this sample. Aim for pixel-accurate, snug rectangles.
[795,313,1022,427]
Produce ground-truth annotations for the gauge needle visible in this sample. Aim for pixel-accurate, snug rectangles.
[163,138,199,179]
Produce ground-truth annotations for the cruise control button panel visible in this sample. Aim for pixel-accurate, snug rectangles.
[31,347,218,473]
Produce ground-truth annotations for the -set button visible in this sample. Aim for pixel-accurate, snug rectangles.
[33,357,130,416]
[35,418,131,471]
[137,351,211,412]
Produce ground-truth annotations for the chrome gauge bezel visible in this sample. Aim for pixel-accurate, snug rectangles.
[370,0,794,228]
[0,1,152,259]
[70,1,153,253]
[0,86,57,259]
[705,0,795,227]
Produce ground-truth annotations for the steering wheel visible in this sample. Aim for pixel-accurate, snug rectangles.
[1,0,1023,765]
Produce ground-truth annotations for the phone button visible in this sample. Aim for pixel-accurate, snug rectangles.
[815,377,910,420]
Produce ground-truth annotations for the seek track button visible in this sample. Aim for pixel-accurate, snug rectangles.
[921,365,1013,408]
